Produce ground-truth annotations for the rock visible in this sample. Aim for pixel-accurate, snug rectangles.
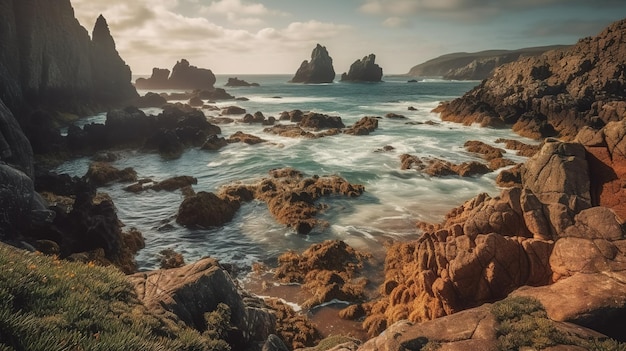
[264,298,320,349]
[385,113,406,119]
[158,248,185,269]
[189,96,203,107]
[340,54,383,82]
[496,164,522,187]
[196,88,235,101]
[513,272,626,341]
[225,77,260,87]
[227,131,267,145]
[0,99,34,179]
[298,112,345,129]
[495,138,543,157]
[290,44,336,84]
[218,168,364,234]
[134,92,167,108]
[201,134,228,150]
[344,117,379,135]
[90,15,138,103]
[521,140,591,239]
[84,162,137,186]
[129,257,276,348]
[584,120,626,221]
[152,176,198,192]
[264,125,317,139]
[262,334,289,351]
[464,140,505,160]
[360,297,611,351]
[400,154,491,177]
[135,59,216,90]
[408,106,417,111]
[222,106,247,115]
[0,164,38,240]
[434,19,626,140]
[176,191,240,228]
[274,240,370,308]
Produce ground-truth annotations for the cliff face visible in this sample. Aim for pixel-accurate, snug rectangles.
[0,0,137,114]
[435,19,626,140]
[407,45,569,80]
[340,54,383,82]
[289,44,336,84]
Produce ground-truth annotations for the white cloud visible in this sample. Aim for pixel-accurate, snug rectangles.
[200,0,288,26]
[382,17,409,28]
[70,0,351,74]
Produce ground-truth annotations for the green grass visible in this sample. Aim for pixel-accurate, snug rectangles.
[0,243,229,351]
[492,296,626,351]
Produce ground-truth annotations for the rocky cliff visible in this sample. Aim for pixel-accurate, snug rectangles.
[289,44,336,84]
[0,0,137,114]
[135,59,217,90]
[434,19,626,140]
[407,45,569,80]
[341,54,383,82]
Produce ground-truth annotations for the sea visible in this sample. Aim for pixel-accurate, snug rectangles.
[55,74,534,271]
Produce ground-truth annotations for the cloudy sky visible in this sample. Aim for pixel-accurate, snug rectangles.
[71,0,626,75]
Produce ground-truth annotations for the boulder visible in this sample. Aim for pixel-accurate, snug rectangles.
[298,112,345,129]
[135,68,170,90]
[84,162,137,186]
[176,191,240,228]
[290,44,336,84]
[341,54,383,82]
[129,257,276,348]
[344,116,379,135]
[400,154,491,177]
[134,92,167,108]
[201,134,228,150]
[222,106,247,115]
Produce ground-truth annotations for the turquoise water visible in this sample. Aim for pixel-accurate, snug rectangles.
[55,75,534,270]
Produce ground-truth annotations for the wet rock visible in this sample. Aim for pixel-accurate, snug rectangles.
[299,112,345,129]
[201,134,228,150]
[158,248,185,269]
[274,240,370,308]
[464,140,504,160]
[400,154,491,177]
[495,138,543,157]
[496,163,522,187]
[228,131,267,145]
[84,162,137,186]
[385,113,406,119]
[218,168,364,234]
[264,298,320,349]
[176,191,240,228]
[222,106,247,115]
[344,116,379,135]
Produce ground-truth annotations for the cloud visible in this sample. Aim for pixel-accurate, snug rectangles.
[382,17,410,28]
[70,0,351,74]
[200,0,288,26]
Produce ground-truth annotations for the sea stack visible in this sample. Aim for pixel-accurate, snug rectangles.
[135,59,216,90]
[289,44,336,84]
[90,15,138,103]
[341,54,383,82]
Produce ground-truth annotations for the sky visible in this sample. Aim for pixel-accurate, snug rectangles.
[70,0,626,75]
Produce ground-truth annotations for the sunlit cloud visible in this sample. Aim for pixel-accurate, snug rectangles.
[71,0,350,74]
[382,17,410,28]
[200,0,288,26]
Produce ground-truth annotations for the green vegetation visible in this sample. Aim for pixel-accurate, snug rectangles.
[492,296,626,351]
[0,244,229,351]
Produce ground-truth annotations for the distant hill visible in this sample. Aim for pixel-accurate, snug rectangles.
[406,45,570,80]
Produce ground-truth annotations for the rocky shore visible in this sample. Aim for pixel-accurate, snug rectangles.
[1,1,626,350]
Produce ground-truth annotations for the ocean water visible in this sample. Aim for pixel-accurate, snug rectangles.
[55,74,534,270]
